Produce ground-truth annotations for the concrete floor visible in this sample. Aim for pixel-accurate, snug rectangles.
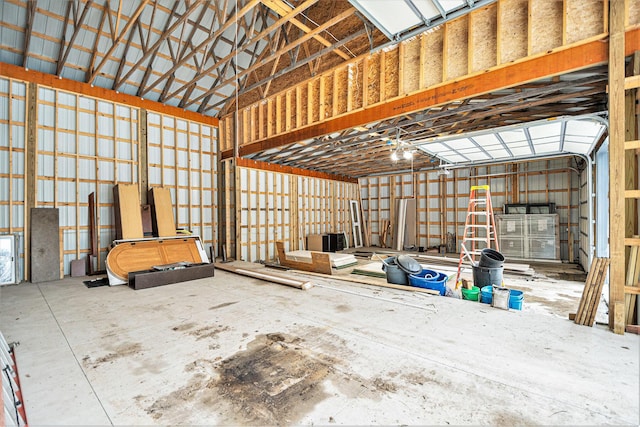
[1,263,639,425]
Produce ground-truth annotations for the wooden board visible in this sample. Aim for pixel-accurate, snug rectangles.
[148,187,177,237]
[215,262,313,290]
[575,257,610,327]
[290,269,441,295]
[106,237,206,281]
[275,241,332,275]
[113,184,143,240]
[30,208,61,283]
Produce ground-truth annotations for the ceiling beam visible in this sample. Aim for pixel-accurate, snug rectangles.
[86,0,150,84]
[227,36,614,159]
[186,6,356,109]
[261,0,350,60]
[139,0,262,98]
[115,0,202,91]
[22,0,38,68]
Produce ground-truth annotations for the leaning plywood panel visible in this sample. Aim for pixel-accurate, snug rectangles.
[149,187,176,237]
[30,208,60,283]
[113,183,143,239]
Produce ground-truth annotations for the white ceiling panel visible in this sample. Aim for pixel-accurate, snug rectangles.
[349,0,496,41]
[416,116,606,165]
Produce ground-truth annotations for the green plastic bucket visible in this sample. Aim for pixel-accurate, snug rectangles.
[461,286,480,301]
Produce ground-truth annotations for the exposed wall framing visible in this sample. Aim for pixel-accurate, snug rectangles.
[235,159,358,263]
[146,112,218,254]
[0,77,26,280]
[359,158,582,262]
[220,0,640,155]
[0,76,219,278]
[35,86,140,275]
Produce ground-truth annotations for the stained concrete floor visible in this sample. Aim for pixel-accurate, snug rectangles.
[1,263,639,425]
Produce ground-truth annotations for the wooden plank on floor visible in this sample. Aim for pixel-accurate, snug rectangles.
[275,241,332,275]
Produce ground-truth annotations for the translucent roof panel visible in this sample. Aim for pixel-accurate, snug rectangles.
[416,116,607,165]
[349,0,496,41]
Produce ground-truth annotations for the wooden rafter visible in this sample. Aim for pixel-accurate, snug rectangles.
[261,0,350,60]
[22,0,38,67]
[162,0,317,105]
[186,6,355,109]
[138,0,262,98]
[136,1,182,95]
[87,2,108,77]
[87,0,150,84]
[55,1,74,75]
[115,0,201,90]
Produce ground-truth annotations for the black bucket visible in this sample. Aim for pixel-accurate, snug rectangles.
[472,265,504,288]
[479,248,505,268]
[382,257,408,285]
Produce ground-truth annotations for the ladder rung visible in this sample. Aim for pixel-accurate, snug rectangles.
[468,212,489,216]
[469,199,487,203]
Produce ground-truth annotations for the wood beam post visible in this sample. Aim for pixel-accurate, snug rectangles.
[25,82,38,282]
[609,0,626,334]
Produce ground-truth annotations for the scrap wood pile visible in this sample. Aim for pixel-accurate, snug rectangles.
[574,257,610,326]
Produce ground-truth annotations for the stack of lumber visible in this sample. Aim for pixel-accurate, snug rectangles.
[285,250,358,269]
[575,257,610,327]
[625,244,640,325]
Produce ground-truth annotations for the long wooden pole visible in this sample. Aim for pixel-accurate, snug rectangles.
[609,0,625,334]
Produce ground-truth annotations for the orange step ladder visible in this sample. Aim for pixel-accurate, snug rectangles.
[455,185,499,287]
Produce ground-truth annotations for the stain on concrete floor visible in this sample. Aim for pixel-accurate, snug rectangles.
[145,329,390,424]
[82,342,143,369]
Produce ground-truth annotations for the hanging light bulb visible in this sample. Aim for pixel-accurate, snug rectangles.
[390,150,399,161]
[403,150,413,160]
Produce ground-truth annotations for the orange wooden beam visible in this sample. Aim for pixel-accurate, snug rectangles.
[236,157,358,183]
[0,62,218,127]
[227,28,640,159]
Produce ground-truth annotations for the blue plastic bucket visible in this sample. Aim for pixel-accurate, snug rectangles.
[409,269,448,295]
[509,289,524,310]
[480,285,493,304]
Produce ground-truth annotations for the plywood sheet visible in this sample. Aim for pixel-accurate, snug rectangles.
[499,0,528,64]
[149,187,177,237]
[113,183,143,239]
[470,4,497,72]
[423,29,444,87]
[565,0,605,44]
[529,0,562,54]
[384,48,399,100]
[446,16,469,79]
[402,37,420,93]
[30,208,61,283]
